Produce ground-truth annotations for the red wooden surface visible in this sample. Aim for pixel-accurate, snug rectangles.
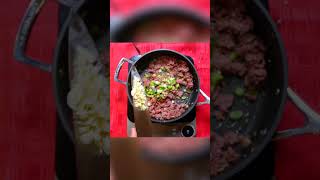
[0,0,57,179]
[0,0,320,179]
[269,0,320,180]
[110,43,210,137]
[110,0,210,17]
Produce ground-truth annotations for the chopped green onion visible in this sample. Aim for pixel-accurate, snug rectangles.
[234,87,245,96]
[213,71,223,88]
[229,110,243,120]
[144,73,150,78]
[167,77,176,85]
[160,67,167,72]
[229,52,239,61]
[159,86,166,91]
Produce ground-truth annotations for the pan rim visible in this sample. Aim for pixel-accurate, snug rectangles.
[126,48,201,124]
[52,0,86,143]
[53,12,76,143]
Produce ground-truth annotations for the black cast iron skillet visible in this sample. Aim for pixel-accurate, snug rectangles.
[110,6,210,42]
[13,0,109,179]
[114,49,210,124]
[212,0,320,179]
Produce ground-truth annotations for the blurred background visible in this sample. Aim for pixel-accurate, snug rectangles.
[110,0,210,42]
[110,137,210,180]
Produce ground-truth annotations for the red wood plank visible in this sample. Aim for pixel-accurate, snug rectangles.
[0,0,58,179]
[270,0,320,179]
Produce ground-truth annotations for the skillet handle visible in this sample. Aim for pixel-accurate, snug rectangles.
[273,87,320,140]
[196,89,210,106]
[114,58,134,85]
[13,0,52,72]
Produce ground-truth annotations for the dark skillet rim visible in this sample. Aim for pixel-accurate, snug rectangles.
[53,1,111,159]
[126,49,201,124]
[213,0,288,179]
[52,2,85,143]
[110,6,210,42]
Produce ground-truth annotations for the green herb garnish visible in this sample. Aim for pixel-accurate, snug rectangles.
[144,73,151,78]
[229,110,243,120]
[229,52,239,61]
[234,87,245,96]
[213,71,224,88]
[181,96,187,100]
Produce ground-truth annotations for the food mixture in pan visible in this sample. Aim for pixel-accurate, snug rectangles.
[211,0,267,176]
[141,56,194,120]
[210,132,251,176]
[67,18,109,155]
[131,75,148,111]
[67,46,109,154]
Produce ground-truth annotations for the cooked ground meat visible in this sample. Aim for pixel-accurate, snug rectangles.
[213,0,267,84]
[214,94,234,113]
[211,132,251,176]
[211,0,266,177]
[213,93,234,121]
[142,56,194,120]
[212,0,267,121]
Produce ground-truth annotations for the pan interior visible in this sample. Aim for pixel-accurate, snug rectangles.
[212,0,287,179]
[127,50,200,123]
